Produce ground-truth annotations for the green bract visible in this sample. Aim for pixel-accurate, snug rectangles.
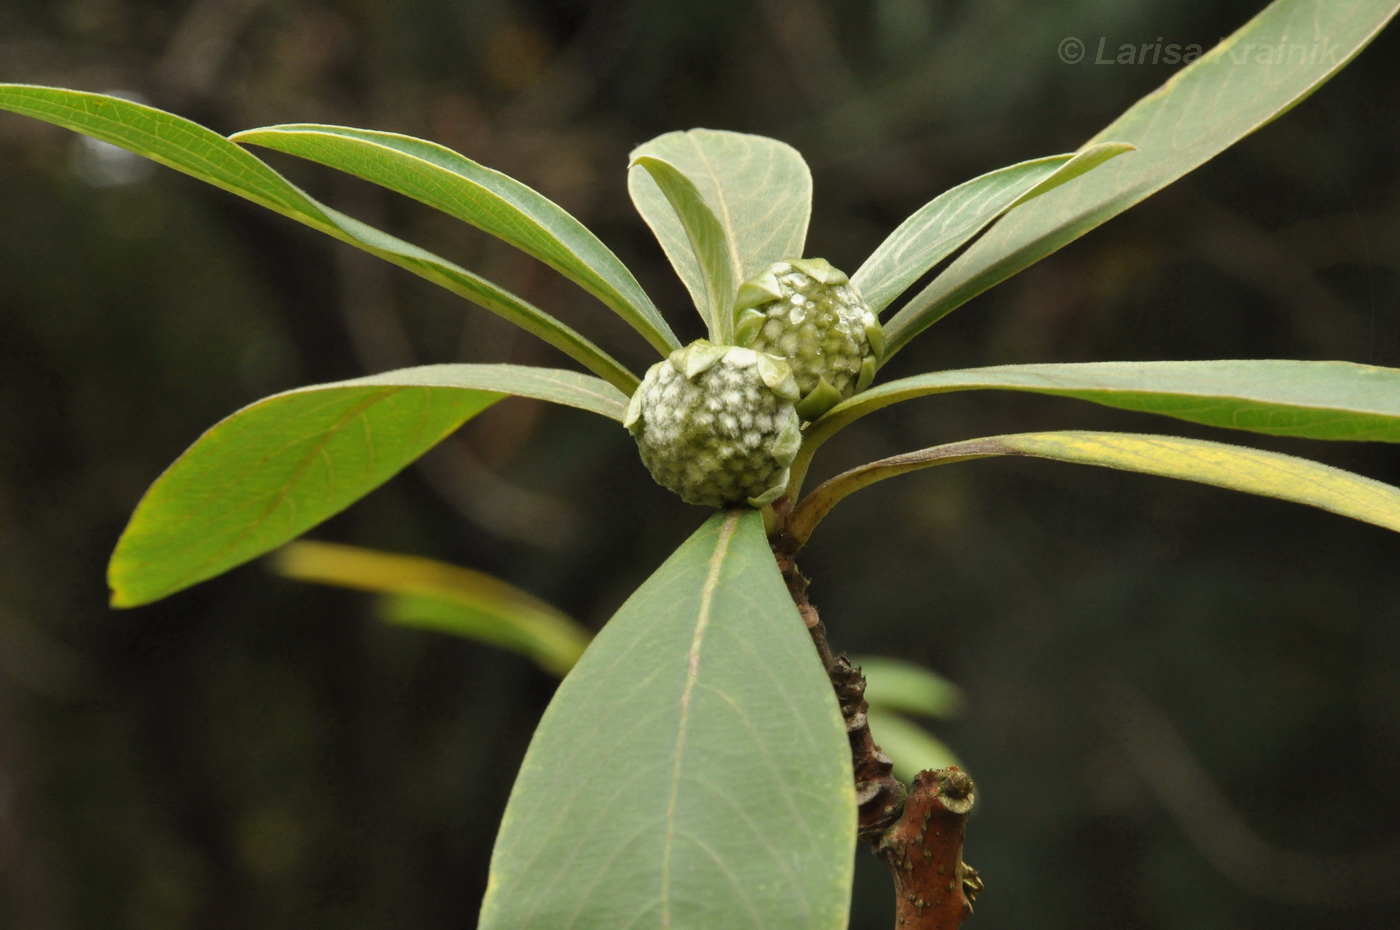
[625,341,802,508]
[737,258,884,418]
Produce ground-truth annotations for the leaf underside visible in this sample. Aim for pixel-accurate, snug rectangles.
[109,365,626,607]
[628,129,811,333]
[631,154,739,342]
[479,510,856,930]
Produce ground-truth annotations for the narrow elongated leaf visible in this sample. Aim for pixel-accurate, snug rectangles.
[480,510,856,930]
[852,143,1133,315]
[787,431,1400,547]
[853,155,1070,315]
[857,657,966,719]
[272,541,591,676]
[109,364,627,607]
[807,360,1400,456]
[882,0,1400,356]
[232,124,680,356]
[1007,142,1138,208]
[788,359,1400,500]
[631,154,738,341]
[865,708,961,783]
[0,85,638,392]
[628,129,811,327]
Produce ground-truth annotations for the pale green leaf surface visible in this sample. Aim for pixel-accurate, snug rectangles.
[1007,142,1138,208]
[883,0,1400,356]
[272,541,591,677]
[0,85,637,392]
[865,709,961,783]
[232,124,680,355]
[628,129,811,329]
[810,359,1400,451]
[853,144,1133,315]
[856,656,966,719]
[110,365,626,607]
[853,154,1071,315]
[788,431,1400,547]
[631,155,738,341]
[479,510,855,930]
[629,168,709,331]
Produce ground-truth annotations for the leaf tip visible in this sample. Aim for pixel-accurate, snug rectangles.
[107,584,141,610]
[1095,140,1138,155]
[107,554,163,608]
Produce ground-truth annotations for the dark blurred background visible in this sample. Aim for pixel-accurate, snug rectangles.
[1,0,1399,927]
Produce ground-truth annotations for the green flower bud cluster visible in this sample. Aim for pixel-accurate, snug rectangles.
[734,258,885,421]
[625,341,802,508]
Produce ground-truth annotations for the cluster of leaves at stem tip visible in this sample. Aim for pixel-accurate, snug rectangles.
[4,1,1400,925]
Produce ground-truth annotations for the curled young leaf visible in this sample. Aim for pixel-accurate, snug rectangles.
[628,128,812,337]
[630,154,738,341]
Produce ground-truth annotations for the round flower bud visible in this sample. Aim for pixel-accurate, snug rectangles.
[734,258,885,420]
[625,341,802,508]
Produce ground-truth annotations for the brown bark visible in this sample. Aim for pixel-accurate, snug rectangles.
[772,537,981,930]
[876,768,981,928]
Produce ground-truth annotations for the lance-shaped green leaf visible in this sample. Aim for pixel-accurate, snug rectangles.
[631,154,738,342]
[0,85,638,393]
[810,359,1400,451]
[857,656,966,720]
[109,365,627,608]
[865,708,961,783]
[788,359,1400,498]
[231,124,680,356]
[882,0,1400,357]
[853,143,1133,316]
[272,541,591,677]
[786,431,1400,548]
[479,510,855,930]
[628,129,811,333]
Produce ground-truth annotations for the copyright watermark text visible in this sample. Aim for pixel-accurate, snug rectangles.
[1058,35,1338,67]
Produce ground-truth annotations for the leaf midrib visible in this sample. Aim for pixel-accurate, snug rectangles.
[264,129,613,288]
[687,136,746,299]
[660,510,740,928]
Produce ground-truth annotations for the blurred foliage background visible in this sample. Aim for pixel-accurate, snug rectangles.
[2,0,1399,927]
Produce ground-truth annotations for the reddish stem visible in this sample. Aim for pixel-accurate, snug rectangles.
[772,535,981,930]
[877,768,981,929]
